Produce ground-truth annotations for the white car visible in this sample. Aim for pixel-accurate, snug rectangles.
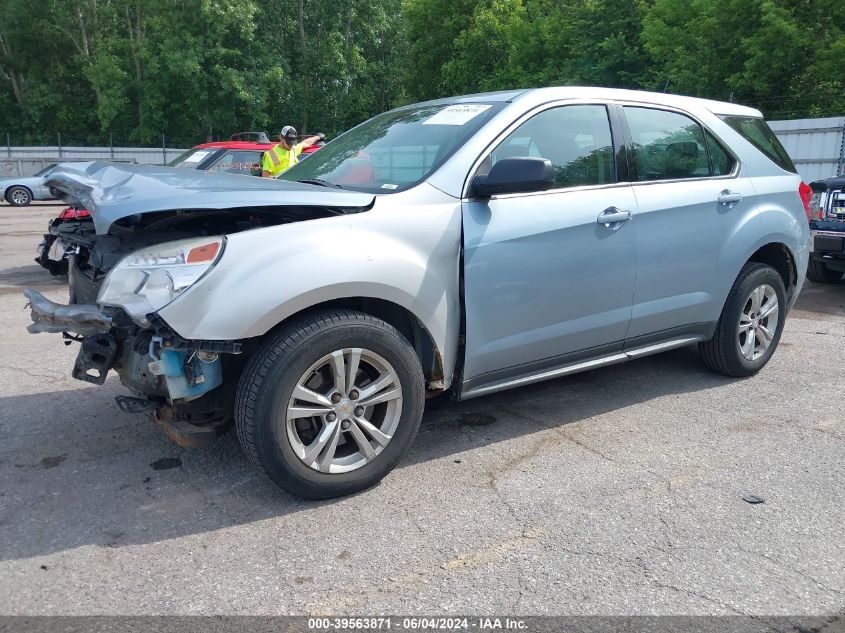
[0,163,59,206]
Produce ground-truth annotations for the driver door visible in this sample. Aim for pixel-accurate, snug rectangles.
[461,104,638,395]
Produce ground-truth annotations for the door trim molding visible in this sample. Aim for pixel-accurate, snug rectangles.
[457,322,716,400]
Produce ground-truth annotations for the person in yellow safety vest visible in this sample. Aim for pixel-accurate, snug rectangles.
[261,126,324,177]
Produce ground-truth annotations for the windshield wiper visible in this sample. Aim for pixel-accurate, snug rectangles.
[297,178,343,189]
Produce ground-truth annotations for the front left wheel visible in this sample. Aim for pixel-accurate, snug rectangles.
[235,310,425,499]
[6,185,32,206]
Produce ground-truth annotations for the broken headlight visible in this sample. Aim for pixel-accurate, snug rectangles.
[98,236,225,323]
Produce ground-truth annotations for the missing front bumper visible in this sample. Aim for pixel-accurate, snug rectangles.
[24,288,223,401]
[24,288,112,336]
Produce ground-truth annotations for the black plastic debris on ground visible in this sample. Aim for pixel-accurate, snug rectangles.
[743,495,765,504]
[150,457,182,471]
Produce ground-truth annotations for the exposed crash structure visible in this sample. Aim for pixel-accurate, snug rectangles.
[27,161,380,448]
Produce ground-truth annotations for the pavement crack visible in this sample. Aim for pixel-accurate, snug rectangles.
[487,405,620,488]
[731,545,842,595]
[485,434,556,489]
[402,500,427,537]
[655,508,676,550]
[650,580,748,615]
[1,364,65,383]
[557,430,617,464]
[497,404,619,464]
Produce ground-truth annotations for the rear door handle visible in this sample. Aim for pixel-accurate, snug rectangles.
[597,207,633,226]
[718,190,743,206]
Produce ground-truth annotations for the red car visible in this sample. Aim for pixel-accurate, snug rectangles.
[169,131,323,175]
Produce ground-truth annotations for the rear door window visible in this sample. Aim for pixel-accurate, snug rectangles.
[722,116,796,173]
[705,130,736,176]
[624,107,710,181]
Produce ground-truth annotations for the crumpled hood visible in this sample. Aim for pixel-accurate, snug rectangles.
[44,161,376,233]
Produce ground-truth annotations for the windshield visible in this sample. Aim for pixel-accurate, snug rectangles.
[278,102,504,192]
[168,148,219,169]
[33,164,57,177]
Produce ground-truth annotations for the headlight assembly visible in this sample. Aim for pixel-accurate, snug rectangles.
[97,236,224,324]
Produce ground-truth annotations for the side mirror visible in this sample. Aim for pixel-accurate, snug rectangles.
[471,157,555,198]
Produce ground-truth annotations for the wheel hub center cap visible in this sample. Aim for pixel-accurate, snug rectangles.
[336,398,354,418]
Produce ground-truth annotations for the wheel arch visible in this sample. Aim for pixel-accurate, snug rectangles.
[5,184,33,203]
[746,241,797,298]
[260,296,447,394]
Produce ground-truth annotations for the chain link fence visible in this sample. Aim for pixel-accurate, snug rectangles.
[0,132,194,177]
[0,129,275,177]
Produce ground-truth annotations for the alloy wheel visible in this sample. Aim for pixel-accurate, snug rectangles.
[10,189,29,205]
[737,283,779,361]
[284,348,403,473]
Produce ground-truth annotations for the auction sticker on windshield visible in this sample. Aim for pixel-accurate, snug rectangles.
[184,150,211,163]
[423,104,491,126]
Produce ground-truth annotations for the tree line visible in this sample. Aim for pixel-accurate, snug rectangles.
[1,0,843,147]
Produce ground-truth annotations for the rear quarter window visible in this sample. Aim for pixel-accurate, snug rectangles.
[722,116,796,173]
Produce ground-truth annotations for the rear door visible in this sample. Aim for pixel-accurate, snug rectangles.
[620,105,756,342]
[461,103,638,393]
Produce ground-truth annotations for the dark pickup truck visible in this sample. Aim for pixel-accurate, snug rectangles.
[808,175,845,283]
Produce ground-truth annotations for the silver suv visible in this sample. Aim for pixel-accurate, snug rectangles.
[26,87,810,499]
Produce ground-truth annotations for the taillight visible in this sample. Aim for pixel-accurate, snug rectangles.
[799,181,812,222]
[58,207,91,220]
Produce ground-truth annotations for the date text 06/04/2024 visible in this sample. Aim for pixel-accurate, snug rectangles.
[307,617,528,631]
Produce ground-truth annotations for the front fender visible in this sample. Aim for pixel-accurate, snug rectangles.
[157,192,463,385]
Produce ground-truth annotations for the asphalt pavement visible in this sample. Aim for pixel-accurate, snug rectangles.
[0,203,842,615]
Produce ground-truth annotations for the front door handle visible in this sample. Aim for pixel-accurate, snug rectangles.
[597,207,633,226]
[718,190,743,206]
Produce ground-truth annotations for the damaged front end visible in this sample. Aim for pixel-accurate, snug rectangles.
[25,161,375,448]
[26,287,243,447]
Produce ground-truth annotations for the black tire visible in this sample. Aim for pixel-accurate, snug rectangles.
[235,310,425,499]
[68,255,101,304]
[699,262,787,377]
[6,185,32,207]
[806,258,842,284]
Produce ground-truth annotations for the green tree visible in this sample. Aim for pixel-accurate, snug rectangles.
[403,0,479,100]
[642,0,845,117]
[1,0,843,147]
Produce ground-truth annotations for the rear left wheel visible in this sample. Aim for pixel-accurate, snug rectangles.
[699,262,786,377]
[235,310,425,499]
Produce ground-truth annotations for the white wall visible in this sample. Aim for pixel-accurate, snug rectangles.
[0,146,187,178]
[769,117,845,183]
